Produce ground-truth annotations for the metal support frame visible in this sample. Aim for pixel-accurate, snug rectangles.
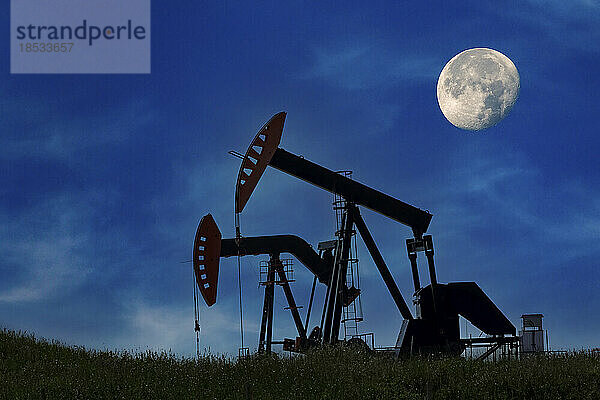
[258,253,307,353]
[406,239,421,292]
[272,254,307,340]
[406,236,438,291]
[351,206,413,321]
[407,235,439,319]
[322,212,345,344]
[221,235,332,283]
[331,205,354,344]
[322,206,354,344]
[258,263,276,354]
[423,236,437,286]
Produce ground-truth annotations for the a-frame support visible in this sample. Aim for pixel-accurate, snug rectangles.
[273,254,307,340]
[258,253,307,353]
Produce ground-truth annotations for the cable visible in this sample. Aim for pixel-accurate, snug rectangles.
[192,265,200,359]
[237,252,245,350]
[235,211,245,354]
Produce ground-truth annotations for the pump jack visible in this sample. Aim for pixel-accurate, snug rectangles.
[193,112,517,355]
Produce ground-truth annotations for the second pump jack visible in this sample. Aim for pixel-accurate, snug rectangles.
[193,112,516,355]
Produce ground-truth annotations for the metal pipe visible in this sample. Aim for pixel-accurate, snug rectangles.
[220,235,332,283]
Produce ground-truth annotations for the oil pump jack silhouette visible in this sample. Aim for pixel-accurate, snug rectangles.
[193,112,516,356]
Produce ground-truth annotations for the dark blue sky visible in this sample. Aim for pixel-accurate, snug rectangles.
[1,1,599,355]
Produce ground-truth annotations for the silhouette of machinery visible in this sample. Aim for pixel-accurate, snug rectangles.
[193,112,516,355]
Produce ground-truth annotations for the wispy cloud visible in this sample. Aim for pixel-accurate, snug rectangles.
[0,193,95,302]
[301,43,440,90]
[0,98,155,162]
[428,144,600,270]
[497,1,600,54]
[115,299,260,356]
[119,301,193,353]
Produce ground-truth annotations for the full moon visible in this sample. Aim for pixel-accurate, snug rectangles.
[437,48,520,131]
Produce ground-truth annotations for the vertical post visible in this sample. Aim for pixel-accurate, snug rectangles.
[330,261,348,343]
[424,235,437,286]
[258,263,275,353]
[423,235,438,320]
[330,205,354,344]
[322,210,347,343]
[265,265,275,354]
[406,239,421,292]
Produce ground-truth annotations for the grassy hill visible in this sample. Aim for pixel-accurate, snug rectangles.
[1,328,599,399]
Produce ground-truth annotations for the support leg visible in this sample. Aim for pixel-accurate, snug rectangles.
[352,206,413,320]
[406,239,421,292]
[330,207,354,344]
[258,265,275,353]
[265,266,275,354]
[424,235,437,286]
[423,235,438,320]
[322,211,348,343]
[305,275,317,330]
[319,274,332,342]
[272,255,307,339]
